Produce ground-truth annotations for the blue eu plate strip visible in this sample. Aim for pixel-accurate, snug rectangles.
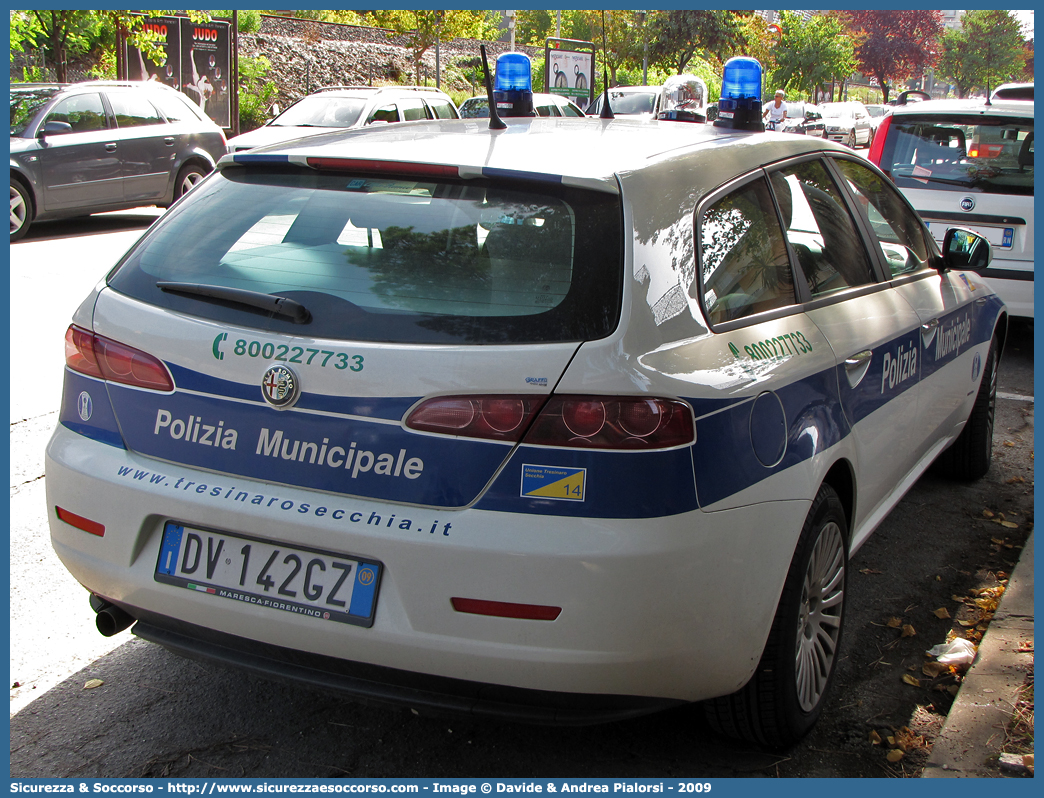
[158,524,184,575]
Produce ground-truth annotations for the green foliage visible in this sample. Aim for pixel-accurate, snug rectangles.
[648,10,745,74]
[205,10,261,33]
[367,10,489,83]
[938,10,1026,97]
[238,53,279,132]
[19,65,46,82]
[290,11,363,27]
[87,49,116,80]
[770,11,856,102]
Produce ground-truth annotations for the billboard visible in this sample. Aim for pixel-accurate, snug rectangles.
[545,38,594,111]
[126,16,231,129]
[126,16,181,90]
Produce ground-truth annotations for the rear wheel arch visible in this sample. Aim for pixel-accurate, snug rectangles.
[10,171,35,220]
[821,459,855,540]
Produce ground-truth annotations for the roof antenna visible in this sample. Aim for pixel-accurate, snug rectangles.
[480,45,507,130]
[599,10,614,119]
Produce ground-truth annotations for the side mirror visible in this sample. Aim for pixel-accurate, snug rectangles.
[38,120,73,138]
[941,227,993,273]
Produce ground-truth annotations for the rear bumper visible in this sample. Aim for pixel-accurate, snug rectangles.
[128,608,682,724]
[46,422,809,705]
[980,267,1033,318]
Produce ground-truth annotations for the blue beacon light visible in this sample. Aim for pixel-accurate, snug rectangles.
[714,57,764,132]
[494,52,535,117]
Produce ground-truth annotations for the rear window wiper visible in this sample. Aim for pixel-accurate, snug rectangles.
[157,282,311,324]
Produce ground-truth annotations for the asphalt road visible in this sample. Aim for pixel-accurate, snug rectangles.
[9,211,1034,778]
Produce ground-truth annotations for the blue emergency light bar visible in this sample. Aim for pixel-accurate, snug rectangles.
[714,57,764,132]
[494,52,535,117]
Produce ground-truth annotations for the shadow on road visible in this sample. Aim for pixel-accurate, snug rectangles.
[15,209,164,243]
[10,638,784,779]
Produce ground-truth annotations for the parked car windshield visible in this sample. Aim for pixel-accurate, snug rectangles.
[108,167,623,344]
[10,86,60,136]
[879,113,1034,196]
[270,96,366,128]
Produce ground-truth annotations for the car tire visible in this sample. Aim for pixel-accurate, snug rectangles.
[174,164,208,201]
[705,484,848,748]
[935,333,999,480]
[10,179,31,242]
[846,130,856,148]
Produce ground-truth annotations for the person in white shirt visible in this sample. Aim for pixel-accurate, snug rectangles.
[764,89,787,129]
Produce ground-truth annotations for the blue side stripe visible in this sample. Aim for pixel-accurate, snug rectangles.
[231,153,291,164]
[165,362,417,421]
[481,167,564,184]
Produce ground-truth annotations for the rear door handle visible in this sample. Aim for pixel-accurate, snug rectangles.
[921,318,940,348]
[104,143,117,152]
[163,137,175,146]
[844,350,873,389]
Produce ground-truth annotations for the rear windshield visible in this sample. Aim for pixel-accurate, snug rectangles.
[108,167,623,344]
[880,113,1033,196]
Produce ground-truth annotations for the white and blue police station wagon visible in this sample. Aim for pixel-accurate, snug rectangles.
[47,59,1006,748]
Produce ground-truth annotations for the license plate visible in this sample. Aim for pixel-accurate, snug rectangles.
[926,221,1015,250]
[155,522,381,627]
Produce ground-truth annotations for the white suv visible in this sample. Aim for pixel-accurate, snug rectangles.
[870,97,1034,317]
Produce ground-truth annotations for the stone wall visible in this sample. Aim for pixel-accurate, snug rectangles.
[243,15,540,106]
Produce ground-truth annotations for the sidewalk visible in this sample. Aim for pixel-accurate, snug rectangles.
[922,532,1034,777]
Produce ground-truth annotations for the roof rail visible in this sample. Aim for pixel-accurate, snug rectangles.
[312,85,447,96]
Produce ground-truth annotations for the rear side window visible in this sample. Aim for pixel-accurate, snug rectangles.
[769,160,876,297]
[108,168,623,344]
[879,113,1033,196]
[427,99,457,119]
[151,91,205,123]
[399,98,430,122]
[698,176,795,326]
[108,92,165,128]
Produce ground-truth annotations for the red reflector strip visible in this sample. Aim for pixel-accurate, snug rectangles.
[56,507,104,537]
[305,158,460,179]
[451,597,561,621]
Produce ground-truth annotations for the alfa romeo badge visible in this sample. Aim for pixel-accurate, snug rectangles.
[261,364,300,409]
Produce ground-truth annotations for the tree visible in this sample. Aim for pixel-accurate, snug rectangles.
[648,10,745,75]
[937,11,1026,98]
[770,11,856,102]
[10,10,206,83]
[581,10,648,87]
[845,10,943,104]
[11,10,98,82]
[367,10,489,83]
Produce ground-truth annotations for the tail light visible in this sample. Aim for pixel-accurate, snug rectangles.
[406,394,694,450]
[867,113,891,167]
[65,325,174,392]
[525,396,694,449]
[406,395,547,442]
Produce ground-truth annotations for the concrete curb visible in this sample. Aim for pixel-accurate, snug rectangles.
[922,532,1034,777]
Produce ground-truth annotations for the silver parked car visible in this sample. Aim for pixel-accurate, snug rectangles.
[817,100,873,148]
[226,86,459,152]
[10,81,227,241]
